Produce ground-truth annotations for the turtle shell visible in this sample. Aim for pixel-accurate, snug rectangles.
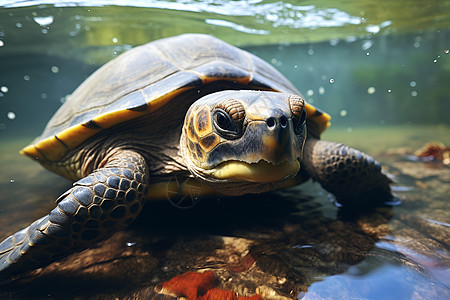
[21,34,330,162]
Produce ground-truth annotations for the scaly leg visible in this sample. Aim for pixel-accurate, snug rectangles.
[0,150,149,279]
[302,138,392,206]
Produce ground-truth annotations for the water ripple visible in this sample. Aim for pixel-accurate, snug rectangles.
[205,19,270,35]
[3,0,363,30]
[423,217,450,227]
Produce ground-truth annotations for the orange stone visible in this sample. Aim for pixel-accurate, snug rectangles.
[156,271,262,300]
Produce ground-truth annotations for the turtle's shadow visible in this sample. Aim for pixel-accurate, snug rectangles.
[0,186,394,299]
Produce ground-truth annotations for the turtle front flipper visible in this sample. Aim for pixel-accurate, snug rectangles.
[0,150,149,279]
[302,138,392,206]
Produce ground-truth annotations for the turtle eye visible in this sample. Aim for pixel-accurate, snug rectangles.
[293,108,307,135]
[213,109,242,139]
[215,110,232,130]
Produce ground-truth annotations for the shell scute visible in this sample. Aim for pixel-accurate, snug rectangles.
[82,120,102,130]
[100,90,149,114]
[194,61,250,83]
[69,109,102,129]
[141,71,202,113]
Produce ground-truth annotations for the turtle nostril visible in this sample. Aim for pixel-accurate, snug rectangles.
[280,116,288,128]
[266,117,276,129]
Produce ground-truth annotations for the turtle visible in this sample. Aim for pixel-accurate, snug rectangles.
[0,34,392,278]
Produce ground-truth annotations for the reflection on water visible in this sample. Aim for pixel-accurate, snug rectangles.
[305,263,445,300]
[0,0,449,299]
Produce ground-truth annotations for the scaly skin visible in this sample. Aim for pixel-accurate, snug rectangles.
[0,150,149,279]
[303,138,392,206]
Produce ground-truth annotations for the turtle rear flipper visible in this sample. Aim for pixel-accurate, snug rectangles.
[0,150,148,279]
[302,138,392,206]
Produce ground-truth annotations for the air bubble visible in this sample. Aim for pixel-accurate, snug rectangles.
[10,179,15,183]
[329,78,334,84]
[365,25,380,34]
[340,110,347,117]
[433,59,437,63]
[7,111,16,120]
[307,49,314,55]
[33,16,54,26]
[0,86,8,93]
[112,37,118,43]
[362,40,373,50]
[0,40,4,47]
[318,87,325,95]
[41,93,48,99]
[24,75,30,81]
[367,87,376,94]
[51,66,59,73]
[307,89,314,96]
[387,89,392,93]
[409,81,416,87]
[15,22,22,28]
[411,91,418,97]
[346,36,357,43]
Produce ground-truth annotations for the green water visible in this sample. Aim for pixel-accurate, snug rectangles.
[0,1,449,299]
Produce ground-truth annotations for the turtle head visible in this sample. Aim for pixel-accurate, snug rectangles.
[180,90,307,194]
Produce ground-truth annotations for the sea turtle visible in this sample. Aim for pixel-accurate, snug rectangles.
[0,34,392,278]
